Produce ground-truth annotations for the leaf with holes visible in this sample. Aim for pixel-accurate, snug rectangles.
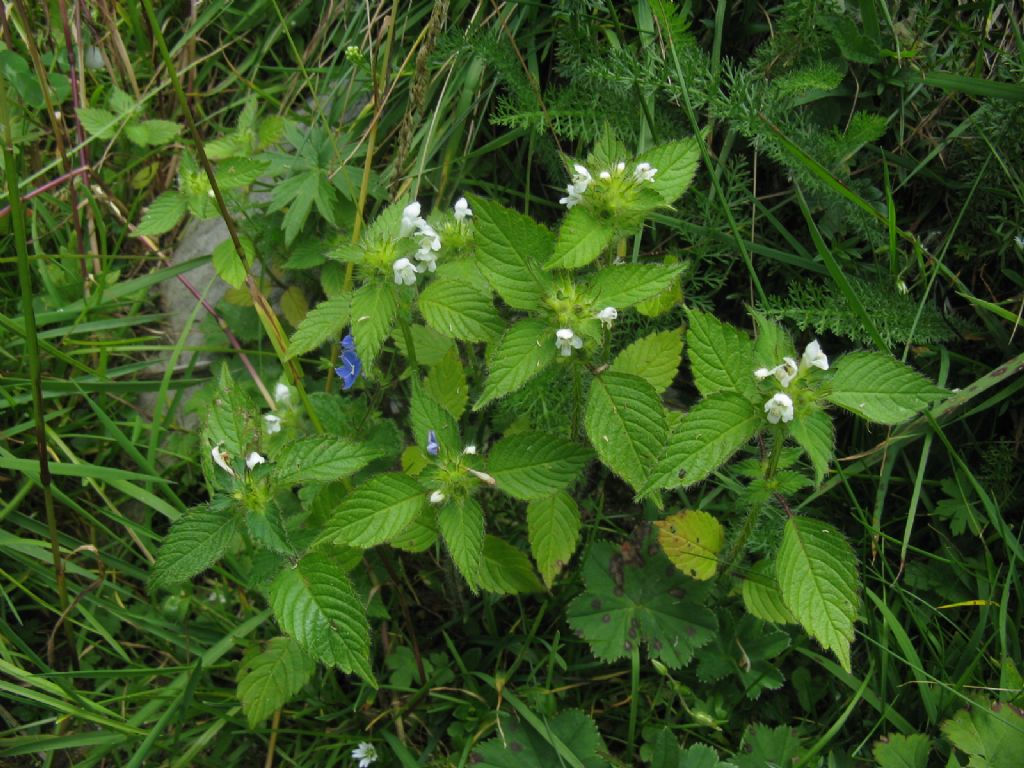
[151,498,239,590]
[488,432,593,500]
[826,351,947,424]
[686,309,757,400]
[472,709,609,768]
[269,549,375,683]
[567,539,717,668]
[610,329,683,395]
[315,473,426,549]
[528,492,581,587]
[237,637,315,727]
[418,278,504,342]
[474,319,556,410]
[655,510,724,581]
[776,517,860,672]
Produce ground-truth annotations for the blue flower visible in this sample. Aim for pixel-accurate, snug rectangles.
[334,334,362,390]
[426,429,439,456]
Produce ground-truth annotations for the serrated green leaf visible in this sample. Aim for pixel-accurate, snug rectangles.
[76,106,119,139]
[695,615,789,701]
[826,351,947,424]
[586,264,685,309]
[474,319,556,410]
[872,733,931,768]
[468,195,553,310]
[315,473,426,548]
[424,347,468,420]
[204,366,258,458]
[269,550,375,683]
[418,278,504,342]
[128,119,181,146]
[545,206,616,270]
[410,381,460,456]
[136,191,188,236]
[390,506,438,552]
[940,700,1024,767]
[237,637,315,727]
[636,138,700,203]
[350,280,399,367]
[642,393,761,492]
[610,329,683,394]
[473,710,609,768]
[246,503,292,555]
[733,724,807,768]
[273,437,381,484]
[438,497,485,590]
[687,309,757,400]
[392,323,454,367]
[489,432,593,500]
[286,294,351,359]
[211,235,253,289]
[741,560,797,625]
[567,539,717,667]
[788,403,834,485]
[528,492,581,588]
[475,536,544,594]
[585,372,666,492]
[655,509,724,581]
[750,309,796,370]
[215,157,268,188]
[151,500,239,590]
[776,517,860,672]
[646,726,735,768]
[283,284,310,325]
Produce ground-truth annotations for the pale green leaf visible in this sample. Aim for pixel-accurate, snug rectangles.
[128,119,181,146]
[410,381,460,456]
[776,517,860,672]
[286,294,351,359]
[475,535,544,595]
[151,500,239,590]
[273,437,381,484]
[750,309,795,370]
[636,138,700,203]
[269,550,376,683]
[474,319,556,411]
[741,560,797,625]
[390,506,439,553]
[391,323,454,367]
[527,492,581,588]
[215,157,268,188]
[424,347,468,420]
[586,263,685,309]
[211,236,253,289]
[350,280,399,367]
[438,497,485,590]
[826,351,947,424]
[585,372,666,492]
[418,278,504,342]
[609,329,683,394]
[686,309,757,400]
[655,509,724,581]
[544,206,616,270]
[136,191,188,236]
[76,106,119,139]
[872,733,931,768]
[788,403,834,485]
[940,700,1024,767]
[315,473,426,549]
[204,366,258,458]
[468,195,553,310]
[488,432,593,500]
[237,637,315,727]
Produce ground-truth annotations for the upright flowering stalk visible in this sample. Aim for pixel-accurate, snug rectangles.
[334,334,362,390]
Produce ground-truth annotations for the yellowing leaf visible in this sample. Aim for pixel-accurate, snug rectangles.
[655,510,724,580]
[280,286,308,328]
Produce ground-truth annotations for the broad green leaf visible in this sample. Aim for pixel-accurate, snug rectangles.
[585,372,666,492]
[473,710,609,768]
[741,560,797,625]
[390,506,439,552]
[636,138,700,203]
[246,504,292,555]
[776,517,860,672]
[641,393,761,492]
[315,473,426,548]
[468,195,553,310]
[410,381,460,456]
[438,497,485,590]
[76,106,118,139]
[686,309,757,400]
[751,309,795,370]
[940,700,1024,767]
[489,432,593,500]
[733,724,807,768]
[286,294,351,359]
[610,329,683,394]
[474,319,556,410]
[418,278,503,342]
[646,727,734,768]
[136,191,187,236]
[204,365,258,458]
[424,347,468,420]
[788,403,834,485]
[273,437,380,484]
[151,499,239,590]
[283,285,312,324]
[826,351,947,424]
[528,492,581,587]
[475,536,544,594]
[544,206,615,270]
[586,264,685,309]
[567,539,717,667]
[391,323,454,367]
[211,235,254,289]
[126,118,181,146]
[872,733,931,768]
[350,280,399,366]
[215,157,268,188]
[269,550,375,683]
[655,510,724,581]
[237,637,315,727]
[695,615,789,701]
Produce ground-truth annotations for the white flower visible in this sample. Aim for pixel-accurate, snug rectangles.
[616,161,626,172]
[246,452,266,470]
[211,443,235,476]
[753,367,772,380]
[273,382,291,406]
[1015,234,1024,250]
[599,170,611,180]
[399,202,423,237]
[463,445,477,455]
[633,162,657,182]
[454,197,472,221]
[393,257,419,286]
[764,393,794,424]
[412,222,441,272]
[595,307,618,328]
[429,490,445,505]
[560,165,592,208]
[776,357,799,387]
[555,328,584,357]
[800,340,829,371]
[351,742,378,767]
[263,413,282,434]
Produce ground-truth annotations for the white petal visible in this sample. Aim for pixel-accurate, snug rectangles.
[246,452,266,470]
[273,382,291,405]
[263,414,282,434]
[211,443,235,476]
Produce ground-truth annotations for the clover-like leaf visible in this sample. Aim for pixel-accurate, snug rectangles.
[940,699,1024,767]
[694,615,790,700]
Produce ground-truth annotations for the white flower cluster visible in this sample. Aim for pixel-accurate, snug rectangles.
[755,340,829,425]
[558,161,658,208]
[392,198,473,286]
